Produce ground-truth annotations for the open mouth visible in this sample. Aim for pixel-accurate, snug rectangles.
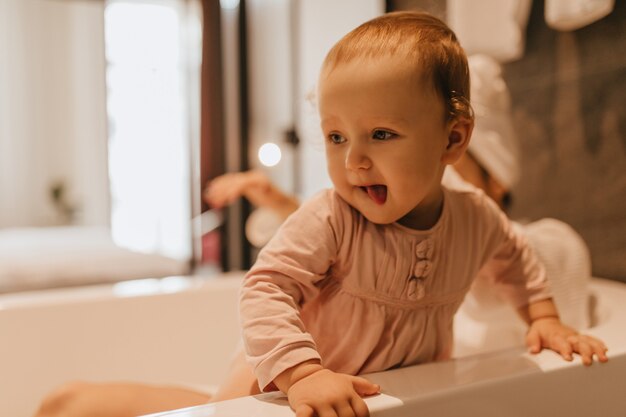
[360,185,387,205]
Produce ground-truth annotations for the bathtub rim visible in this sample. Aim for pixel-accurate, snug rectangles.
[0,270,247,311]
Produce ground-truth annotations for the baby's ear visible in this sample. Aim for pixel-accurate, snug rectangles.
[441,117,473,165]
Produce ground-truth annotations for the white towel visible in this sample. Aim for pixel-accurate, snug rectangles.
[545,0,615,31]
[467,54,520,189]
[521,218,591,330]
[447,0,532,62]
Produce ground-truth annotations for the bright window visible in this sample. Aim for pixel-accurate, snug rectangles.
[104,0,195,261]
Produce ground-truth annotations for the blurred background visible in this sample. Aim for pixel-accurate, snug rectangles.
[0,0,624,293]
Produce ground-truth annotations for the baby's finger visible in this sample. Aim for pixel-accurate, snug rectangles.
[525,329,542,353]
[595,345,609,363]
[316,404,339,417]
[351,377,380,397]
[295,404,315,417]
[350,396,371,417]
[582,335,608,350]
[585,337,609,363]
[574,339,594,366]
[335,402,357,417]
[553,336,573,361]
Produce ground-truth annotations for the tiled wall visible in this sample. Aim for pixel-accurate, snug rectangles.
[504,1,626,281]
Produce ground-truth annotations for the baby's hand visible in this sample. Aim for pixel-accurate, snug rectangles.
[287,368,379,417]
[526,317,608,365]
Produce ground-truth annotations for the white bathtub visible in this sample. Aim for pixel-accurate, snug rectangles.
[0,272,245,417]
[1,274,625,417]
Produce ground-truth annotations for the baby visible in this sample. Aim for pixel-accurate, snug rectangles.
[239,11,608,417]
[33,11,609,417]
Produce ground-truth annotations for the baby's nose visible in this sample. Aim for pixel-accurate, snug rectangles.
[345,144,372,170]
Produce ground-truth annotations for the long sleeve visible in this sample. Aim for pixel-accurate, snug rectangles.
[474,194,551,307]
[443,170,551,307]
[239,190,344,391]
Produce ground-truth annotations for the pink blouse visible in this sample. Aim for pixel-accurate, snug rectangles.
[240,187,550,391]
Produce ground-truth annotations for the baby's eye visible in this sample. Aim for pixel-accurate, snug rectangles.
[328,133,346,144]
[372,130,395,140]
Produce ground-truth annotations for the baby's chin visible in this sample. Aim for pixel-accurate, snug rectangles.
[361,213,399,225]
[356,205,403,225]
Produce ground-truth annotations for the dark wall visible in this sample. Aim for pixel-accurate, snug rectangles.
[504,1,626,281]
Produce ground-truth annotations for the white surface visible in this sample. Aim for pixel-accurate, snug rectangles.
[0,272,245,417]
[467,54,520,189]
[0,0,109,228]
[152,351,626,417]
[545,0,615,31]
[447,0,532,63]
[0,226,189,293]
[2,275,624,417]
[150,278,626,417]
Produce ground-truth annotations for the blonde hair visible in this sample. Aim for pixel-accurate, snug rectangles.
[322,11,473,123]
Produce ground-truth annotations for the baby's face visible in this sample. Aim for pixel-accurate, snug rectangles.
[319,57,452,229]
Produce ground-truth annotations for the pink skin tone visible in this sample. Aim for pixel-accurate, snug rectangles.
[320,58,468,231]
